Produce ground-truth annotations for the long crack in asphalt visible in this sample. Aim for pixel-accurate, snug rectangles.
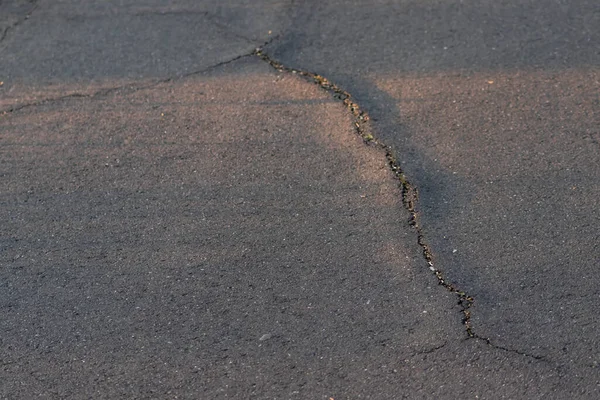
[0,30,548,362]
[253,46,548,362]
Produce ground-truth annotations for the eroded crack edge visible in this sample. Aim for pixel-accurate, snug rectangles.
[253,47,547,363]
[0,29,547,362]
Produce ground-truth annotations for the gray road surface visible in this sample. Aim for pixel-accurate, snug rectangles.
[1,0,598,398]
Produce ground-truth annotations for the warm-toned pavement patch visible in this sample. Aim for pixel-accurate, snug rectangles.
[2,0,599,397]
[1,53,591,399]
[0,57,445,397]
[269,0,600,390]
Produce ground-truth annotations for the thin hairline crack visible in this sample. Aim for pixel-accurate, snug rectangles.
[0,52,253,115]
[252,46,546,362]
[0,0,39,44]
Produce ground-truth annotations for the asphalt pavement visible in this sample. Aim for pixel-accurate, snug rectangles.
[1,0,599,398]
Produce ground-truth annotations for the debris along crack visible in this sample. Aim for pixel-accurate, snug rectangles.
[253,47,547,362]
[253,46,475,337]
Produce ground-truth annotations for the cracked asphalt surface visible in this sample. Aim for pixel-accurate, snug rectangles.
[1,0,599,398]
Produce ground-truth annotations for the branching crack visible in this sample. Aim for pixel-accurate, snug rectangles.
[1,34,284,115]
[1,34,549,363]
[253,46,548,364]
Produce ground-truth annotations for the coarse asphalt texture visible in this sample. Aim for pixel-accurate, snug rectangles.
[1,0,599,398]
